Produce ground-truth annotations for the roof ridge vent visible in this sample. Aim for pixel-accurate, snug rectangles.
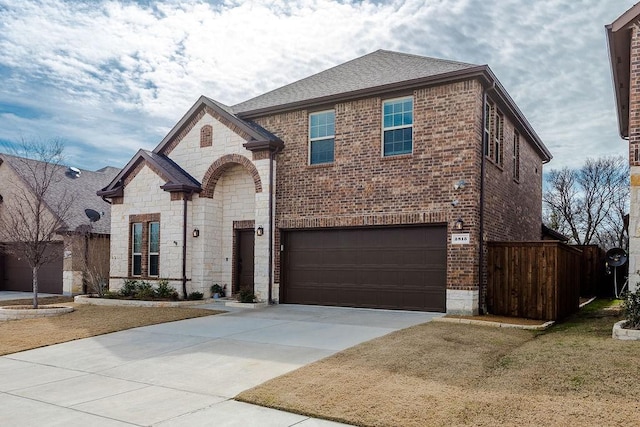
[67,166,81,178]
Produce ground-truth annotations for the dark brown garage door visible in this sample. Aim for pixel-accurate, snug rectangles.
[281,226,446,312]
[0,243,63,294]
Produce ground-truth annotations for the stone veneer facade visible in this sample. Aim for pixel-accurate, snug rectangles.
[107,77,545,314]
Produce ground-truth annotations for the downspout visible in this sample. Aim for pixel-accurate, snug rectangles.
[267,144,283,304]
[182,192,189,299]
[267,148,275,304]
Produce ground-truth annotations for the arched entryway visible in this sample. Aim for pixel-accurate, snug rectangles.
[198,158,261,296]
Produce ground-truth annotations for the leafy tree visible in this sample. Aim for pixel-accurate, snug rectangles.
[0,139,74,308]
[543,156,629,249]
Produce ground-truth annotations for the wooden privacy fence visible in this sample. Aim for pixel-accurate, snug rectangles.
[487,241,582,321]
[573,245,605,297]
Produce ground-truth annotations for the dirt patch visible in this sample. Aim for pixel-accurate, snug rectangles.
[0,297,222,356]
[237,300,640,426]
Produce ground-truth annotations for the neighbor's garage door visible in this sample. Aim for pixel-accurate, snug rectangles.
[281,226,446,312]
[0,243,63,294]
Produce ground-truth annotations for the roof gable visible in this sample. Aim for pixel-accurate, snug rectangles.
[97,150,201,198]
[154,96,281,156]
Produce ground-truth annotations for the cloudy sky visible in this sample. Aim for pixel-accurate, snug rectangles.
[0,0,635,171]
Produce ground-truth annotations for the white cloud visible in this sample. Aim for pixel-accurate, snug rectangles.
[0,0,635,170]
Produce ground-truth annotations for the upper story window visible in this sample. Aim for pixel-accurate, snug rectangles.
[309,110,335,165]
[484,100,503,167]
[494,112,504,166]
[383,97,413,156]
[484,102,493,158]
[513,131,520,182]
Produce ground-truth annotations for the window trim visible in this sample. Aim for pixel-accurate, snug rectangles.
[382,96,414,157]
[308,109,335,165]
[128,214,161,278]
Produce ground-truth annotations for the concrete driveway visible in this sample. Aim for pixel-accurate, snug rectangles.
[0,303,441,426]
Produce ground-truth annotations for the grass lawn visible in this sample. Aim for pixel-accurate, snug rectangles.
[237,300,640,427]
[0,296,222,356]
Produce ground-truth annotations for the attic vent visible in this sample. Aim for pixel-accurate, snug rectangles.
[67,166,81,178]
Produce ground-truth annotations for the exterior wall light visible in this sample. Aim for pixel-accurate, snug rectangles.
[192,228,200,238]
[454,218,464,231]
[256,226,264,236]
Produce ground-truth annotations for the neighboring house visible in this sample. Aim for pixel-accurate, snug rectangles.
[607,4,640,293]
[0,153,118,294]
[99,50,551,314]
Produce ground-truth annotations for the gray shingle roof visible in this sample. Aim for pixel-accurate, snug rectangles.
[0,153,120,235]
[232,50,480,115]
[98,149,201,197]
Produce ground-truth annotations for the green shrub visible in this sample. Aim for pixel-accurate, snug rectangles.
[119,280,138,297]
[187,291,204,300]
[238,287,256,303]
[211,284,223,296]
[156,279,177,299]
[623,286,640,329]
[136,281,156,300]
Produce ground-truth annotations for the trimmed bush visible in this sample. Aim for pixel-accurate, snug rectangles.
[119,280,138,297]
[238,287,256,303]
[187,291,204,300]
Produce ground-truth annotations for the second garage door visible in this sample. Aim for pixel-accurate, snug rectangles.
[0,243,63,294]
[281,226,446,312]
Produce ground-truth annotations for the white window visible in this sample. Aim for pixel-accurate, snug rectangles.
[383,97,413,156]
[309,110,335,165]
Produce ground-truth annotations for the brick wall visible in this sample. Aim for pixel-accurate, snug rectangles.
[482,109,543,242]
[254,80,486,291]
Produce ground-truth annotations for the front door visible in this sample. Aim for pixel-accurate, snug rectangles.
[235,229,255,293]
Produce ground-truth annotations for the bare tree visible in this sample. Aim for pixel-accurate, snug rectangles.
[0,139,74,307]
[543,156,629,249]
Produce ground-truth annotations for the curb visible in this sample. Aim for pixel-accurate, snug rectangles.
[74,295,213,308]
[432,316,554,330]
[0,305,74,321]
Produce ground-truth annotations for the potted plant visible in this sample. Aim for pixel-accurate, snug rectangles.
[211,284,224,299]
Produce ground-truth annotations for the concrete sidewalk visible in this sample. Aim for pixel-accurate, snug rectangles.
[0,291,60,301]
[0,303,441,426]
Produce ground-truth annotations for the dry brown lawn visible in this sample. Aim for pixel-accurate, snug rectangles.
[0,296,222,356]
[237,300,640,427]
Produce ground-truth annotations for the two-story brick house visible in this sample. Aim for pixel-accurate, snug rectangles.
[608,4,640,293]
[99,50,551,314]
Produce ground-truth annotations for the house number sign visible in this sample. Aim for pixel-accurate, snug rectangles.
[452,233,470,245]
